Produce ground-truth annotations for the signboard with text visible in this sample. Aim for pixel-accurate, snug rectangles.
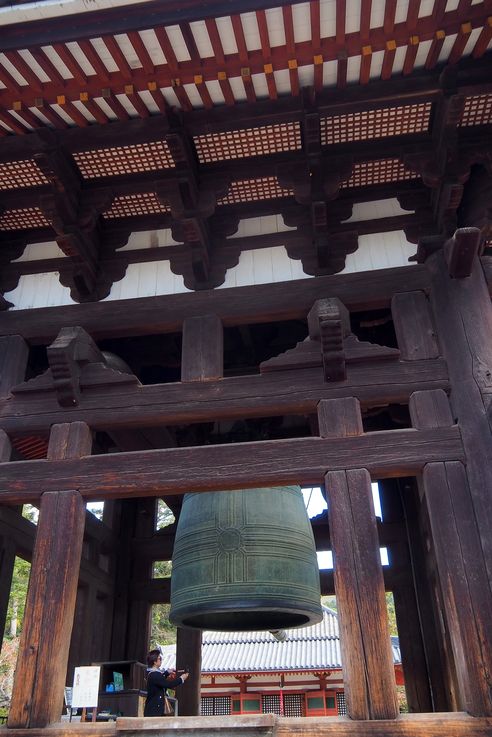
[71,666,101,708]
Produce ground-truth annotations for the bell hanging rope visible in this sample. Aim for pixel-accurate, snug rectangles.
[170,485,322,631]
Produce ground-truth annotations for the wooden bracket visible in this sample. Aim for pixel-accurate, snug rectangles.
[46,326,105,406]
[443,227,482,278]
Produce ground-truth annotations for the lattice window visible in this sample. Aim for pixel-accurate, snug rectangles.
[0,160,49,190]
[219,176,292,205]
[200,696,231,716]
[73,141,175,179]
[262,694,281,715]
[0,207,50,230]
[103,193,170,219]
[459,94,492,127]
[336,692,347,715]
[321,102,432,145]
[283,694,304,717]
[11,435,48,460]
[341,159,419,189]
[195,122,302,163]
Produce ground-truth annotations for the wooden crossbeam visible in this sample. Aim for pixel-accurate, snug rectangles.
[0,426,463,504]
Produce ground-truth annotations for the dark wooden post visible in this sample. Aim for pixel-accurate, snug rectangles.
[391,291,439,360]
[8,422,92,728]
[0,430,14,650]
[320,397,399,720]
[426,234,492,590]
[410,389,492,716]
[0,335,29,398]
[176,627,202,716]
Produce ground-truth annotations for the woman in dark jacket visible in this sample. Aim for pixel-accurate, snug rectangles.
[144,649,189,717]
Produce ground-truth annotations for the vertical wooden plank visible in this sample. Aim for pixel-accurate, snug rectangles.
[181,314,223,382]
[176,627,202,716]
[8,422,92,728]
[409,389,454,429]
[0,536,16,646]
[391,291,439,360]
[318,397,363,437]
[325,467,399,720]
[422,462,492,716]
[0,335,28,398]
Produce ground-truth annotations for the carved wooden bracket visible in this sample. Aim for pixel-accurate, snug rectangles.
[261,297,399,379]
[443,227,482,278]
[46,326,105,406]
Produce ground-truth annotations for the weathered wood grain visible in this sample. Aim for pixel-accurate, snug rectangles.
[0,427,463,504]
[8,423,92,728]
[0,535,16,652]
[317,397,363,437]
[409,389,453,429]
[422,462,492,716]
[176,628,202,716]
[0,360,450,435]
[0,266,430,344]
[391,291,439,360]
[181,314,223,382]
[325,468,399,720]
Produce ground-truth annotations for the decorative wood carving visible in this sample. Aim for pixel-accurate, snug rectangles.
[46,326,105,406]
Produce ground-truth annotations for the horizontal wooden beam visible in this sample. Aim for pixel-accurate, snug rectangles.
[0,264,430,343]
[0,360,449,435]
[0,426,463,504]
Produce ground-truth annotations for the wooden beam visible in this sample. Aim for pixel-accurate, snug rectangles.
[0,359,449,435]
[0,264,431,343]
[0,426,463,505]
[391,291,439,360]
[181,314,223,382]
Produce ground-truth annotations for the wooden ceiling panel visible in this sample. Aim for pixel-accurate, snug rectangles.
[103,193,170,219]
[0,159,48,189]
[218,176,292,205]
[0,207,50,231]
[459,93,492,127]
[342,159,420,189]
[194,121,301,163]
[73,141,175,179]
[321,102,432,144]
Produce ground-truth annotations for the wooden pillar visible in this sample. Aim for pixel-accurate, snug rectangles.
[0,335,29,398]
[378,479,433,713]
[8,422,92,728]
[320,398,398,720]
[176,627,202,716]
[426,237,492,590]
[411,389,492,716]
[391,291,439,360]
[0,431,13,649]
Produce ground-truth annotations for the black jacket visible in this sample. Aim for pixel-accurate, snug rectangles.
[144,670,184,717]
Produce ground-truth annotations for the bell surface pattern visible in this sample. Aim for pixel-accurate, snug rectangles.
[170,486,322,631]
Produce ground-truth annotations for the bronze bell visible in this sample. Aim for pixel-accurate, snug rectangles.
[170,486,322,631]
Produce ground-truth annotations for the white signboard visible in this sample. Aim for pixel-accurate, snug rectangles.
[72,666,101,708]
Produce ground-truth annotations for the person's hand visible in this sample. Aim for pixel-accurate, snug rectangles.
[181,672,189,682]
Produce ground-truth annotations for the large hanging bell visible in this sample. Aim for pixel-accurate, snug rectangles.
[170,486,322,631]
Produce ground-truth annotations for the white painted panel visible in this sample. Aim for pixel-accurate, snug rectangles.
[252,250,274,285]
[90,37,119,72]
[121,229,180,251]
[231,216,296,239]
[114,33,141,69]
[395,0,409,24]
[251,73,269,99]
[463,27,483,57]
[273,68,291,95]
[347,55,361,83]
[342,231,417,274]
[189,20,215,58]
[206,80,225,105]
[438,34,457,63]
[9,110,35,130]
[346,198,410,222]
[419,0,435,17]
[369,50,384,79]
[228,76,247,103]
[370,1,385,28]
[18,49,51,82]
[139,89,161,114]
[137,261,158,297]
[298,64,314,87]
[156,261,190,294]
[241,11,261,51]
[0,53,28,85]
[166,25,191,62]
[71,99,96,122]
[323,59,338,86]
[0,120,13,133]
[14,240,66,261]
[292,2,312,43]
[270,246,294,282]
[29,107,54,127]
[139,29,167,66]
[218,246,312,289]
[392,45,407,75]
[92,97,118,120]
[5,272,73,310]
[42,45,73,79]
[346,0,361,34]
[66,42,96,75]
[414,39,433,69]
[259,215,278,233]
[445,0,460,10]
[320,0,336,35]
[182,83,204,109]
[277,215,296,232]
[216,16,238,55]
[116,93,139,116]
[160,87,181,108]
[265,7,286,47]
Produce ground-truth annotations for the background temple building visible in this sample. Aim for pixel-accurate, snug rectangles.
[0,0,491,736]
